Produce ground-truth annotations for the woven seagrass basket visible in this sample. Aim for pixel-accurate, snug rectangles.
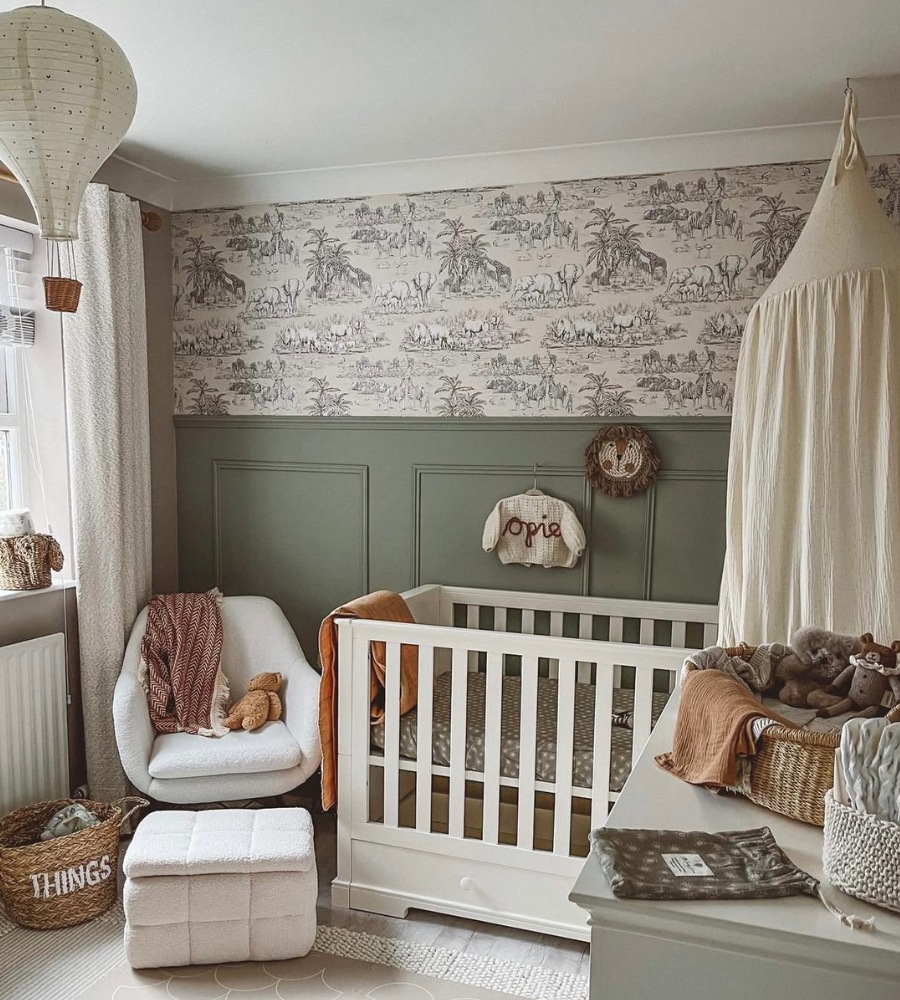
[823,790,900,914]
[0,533,63,590]
[691,646,900,827]
[0,797,146,929]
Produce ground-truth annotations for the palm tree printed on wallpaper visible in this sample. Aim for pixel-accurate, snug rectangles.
[171,156,900,417]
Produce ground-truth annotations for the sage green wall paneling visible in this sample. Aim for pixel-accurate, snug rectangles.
[647,473,728,604]
[177,417,729,653]
[212,460,368,651]
[588,490,649,600]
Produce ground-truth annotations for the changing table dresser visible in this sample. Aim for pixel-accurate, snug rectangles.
[570,693,900,1000]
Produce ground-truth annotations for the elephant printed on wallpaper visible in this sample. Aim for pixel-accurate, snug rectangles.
[172,155,900,417]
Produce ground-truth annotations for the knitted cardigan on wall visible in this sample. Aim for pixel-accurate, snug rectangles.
[482,490,586,568]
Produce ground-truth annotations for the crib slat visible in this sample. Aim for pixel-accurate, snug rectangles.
[521,609,535,635]
[553,658,576,855]
[631,667,655,767]
[448,647,468,838]
[703,622,718,647]
[516,653,539,850]
[482,650,503,846]
[639,618,654,645]
[415,645,435,834]
[548,611,564,679]
[577,614,592,683]
[671,621,687,647]
[591,661,614,829]
[493,606,508,633]
[383,641,401,827]
[466,605,480,671]
[609,617,624,686]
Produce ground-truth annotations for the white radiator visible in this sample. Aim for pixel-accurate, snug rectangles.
[0,634,69,816]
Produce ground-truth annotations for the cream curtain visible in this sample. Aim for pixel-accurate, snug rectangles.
[63,184,152,801]
[719,95,900,644]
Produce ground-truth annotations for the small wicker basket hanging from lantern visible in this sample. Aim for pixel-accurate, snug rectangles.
[43,240,82,314]
[584,425,661,498]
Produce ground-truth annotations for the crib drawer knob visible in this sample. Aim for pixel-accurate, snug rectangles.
[459,877,475,892]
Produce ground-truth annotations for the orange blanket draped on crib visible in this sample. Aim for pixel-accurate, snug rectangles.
[318,590,419,811]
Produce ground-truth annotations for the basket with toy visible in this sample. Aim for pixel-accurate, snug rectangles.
[0,796,146,929]
[677,629,900,827]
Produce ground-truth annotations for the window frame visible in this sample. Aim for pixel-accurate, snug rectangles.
[0,214,39,515]
[0,346,29,511]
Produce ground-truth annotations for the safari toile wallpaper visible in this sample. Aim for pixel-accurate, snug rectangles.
[172,157,900,417]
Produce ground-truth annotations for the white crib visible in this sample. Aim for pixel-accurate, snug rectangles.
[332,585,718,941]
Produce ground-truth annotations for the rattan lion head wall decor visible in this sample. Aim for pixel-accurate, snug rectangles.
[584,425,662,498]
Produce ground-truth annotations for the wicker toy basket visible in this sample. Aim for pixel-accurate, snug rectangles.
[690,645,900,827]
[0,797,146,929]
[823,790,900,914]
[744,723,842,826]
[0,533,63,590]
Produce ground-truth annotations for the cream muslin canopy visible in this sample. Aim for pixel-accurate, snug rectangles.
[719,93,900,645]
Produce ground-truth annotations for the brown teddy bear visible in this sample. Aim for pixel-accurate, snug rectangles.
[770,626,863,708]
[814,634,900,719]
[224,672,283,731]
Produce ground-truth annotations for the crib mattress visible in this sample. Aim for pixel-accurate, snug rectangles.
[371,672,670,792]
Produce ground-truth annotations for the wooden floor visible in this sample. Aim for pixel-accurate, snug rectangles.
[313,812,591,980]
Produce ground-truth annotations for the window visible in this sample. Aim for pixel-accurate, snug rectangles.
[0,350,26,511]
[0,222,36,512]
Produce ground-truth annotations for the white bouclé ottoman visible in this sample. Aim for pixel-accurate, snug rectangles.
[123,808,317,969]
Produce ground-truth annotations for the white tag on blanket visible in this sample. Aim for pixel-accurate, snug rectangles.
[662,853,714,877]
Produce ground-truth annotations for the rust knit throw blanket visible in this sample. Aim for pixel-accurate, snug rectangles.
[139,589,230,737]
[318,590,419,811]
[655,669,796,789]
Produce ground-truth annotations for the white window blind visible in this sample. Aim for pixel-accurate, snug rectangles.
[0,223,36,347]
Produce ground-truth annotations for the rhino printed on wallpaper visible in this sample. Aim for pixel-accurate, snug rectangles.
[172,157,900,418]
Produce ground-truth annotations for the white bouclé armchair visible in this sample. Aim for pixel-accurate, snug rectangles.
[113,595,322,804]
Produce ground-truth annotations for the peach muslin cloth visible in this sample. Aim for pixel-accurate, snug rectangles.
[318,590,419,811]
[655,669,796,789]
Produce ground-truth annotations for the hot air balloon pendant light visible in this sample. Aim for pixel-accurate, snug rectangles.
[0,2,137,312]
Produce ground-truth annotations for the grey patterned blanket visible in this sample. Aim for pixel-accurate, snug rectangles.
[590,826,818,900]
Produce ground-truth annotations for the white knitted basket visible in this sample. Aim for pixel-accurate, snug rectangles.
[823,790,900,914]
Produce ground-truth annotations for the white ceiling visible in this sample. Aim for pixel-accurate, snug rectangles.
[3,0,900,207]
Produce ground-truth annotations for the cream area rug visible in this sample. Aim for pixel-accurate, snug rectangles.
[0,907,588,1000]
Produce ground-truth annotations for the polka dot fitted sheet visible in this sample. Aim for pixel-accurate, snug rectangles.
[371,671,670,792]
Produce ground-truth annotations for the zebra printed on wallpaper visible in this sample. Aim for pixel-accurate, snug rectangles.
[171,156,900,418]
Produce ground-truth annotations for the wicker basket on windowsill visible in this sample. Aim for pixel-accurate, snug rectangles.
[690,645,900,827]
[0,534,63,590]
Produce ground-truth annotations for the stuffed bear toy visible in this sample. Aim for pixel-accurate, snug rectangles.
[224,672,283,731]
[770,626,863,708]
[814,634,900,719]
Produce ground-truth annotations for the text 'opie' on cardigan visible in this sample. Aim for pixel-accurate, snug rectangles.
[482,490,586,568]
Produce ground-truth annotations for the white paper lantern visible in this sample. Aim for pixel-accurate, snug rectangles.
[0,4,137,241]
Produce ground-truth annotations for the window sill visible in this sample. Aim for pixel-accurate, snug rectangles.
[0,578,75,603]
